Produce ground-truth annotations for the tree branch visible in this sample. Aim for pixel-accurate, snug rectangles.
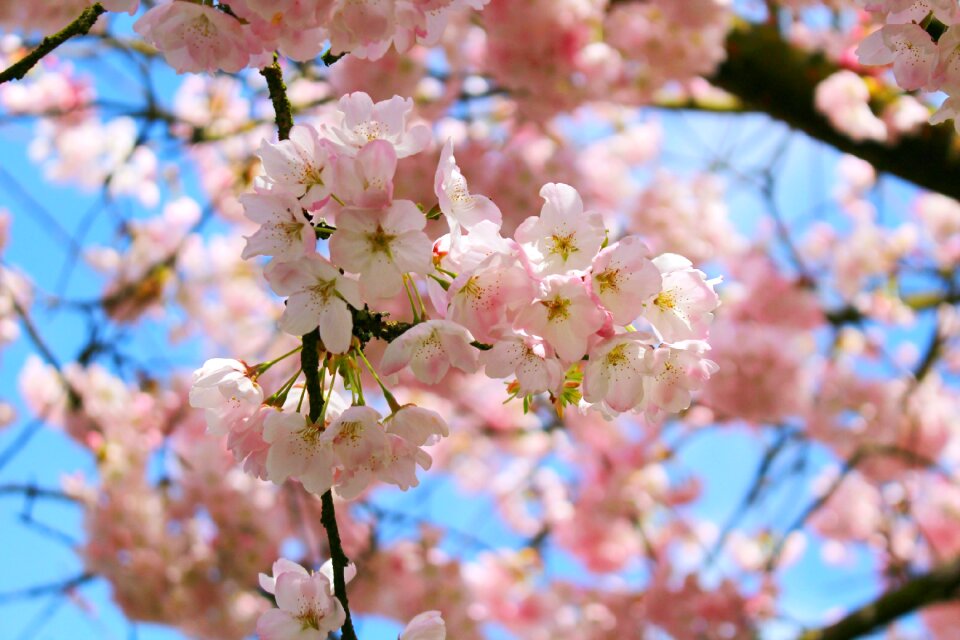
[0,4,106,85]
[260,55,294,141]
[798,557,960,640]
[711,23,960,200]
[262,55,358,640]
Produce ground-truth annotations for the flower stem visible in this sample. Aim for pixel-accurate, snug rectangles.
[355,348,401,413]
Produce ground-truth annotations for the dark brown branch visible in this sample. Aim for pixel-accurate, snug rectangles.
[712,23,960,201]
[0,483,80,503]
[0,4,106,85]
[302,331,358,640]
[798,557,960,640]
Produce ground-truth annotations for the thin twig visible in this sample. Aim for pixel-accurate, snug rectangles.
[0,4,106,85]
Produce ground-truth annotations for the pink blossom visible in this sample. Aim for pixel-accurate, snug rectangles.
[628,171,744,264]
[329,200,432,301]
[239,189,315,261]
[228,0,329,62]
[644,341,718,418]
[331,139,398,209]
[380,320,480,384]
[808,469,883,542]
[327,0,397,60]
[446,252,534,343]
[188,358,262,435]
[400,610,446,640]
[264,255,362,353]
[257,558,346,639]
[856,24,937,91]
[514,183,606,275]
[483,333,565,395]
[435,139,502,233]
[327,405,391,499]
[257,124,335,209]
[226,405,272,480]
[583,333,654,414]
[103,0,139,14]
[590,236,661,326]
[325,93,431,159]
[516,275,604,363]
[133,1,258,74]
[934,26,960,93]
[262,411,337,495]
[641,254,720,343]
[380,405,450,491]
[814,70,888,142]
[443,220,516,274]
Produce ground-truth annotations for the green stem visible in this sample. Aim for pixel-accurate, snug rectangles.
[253,345,303,377]
[265,368,302,406]
[402,275,421,323]
[355,348,401,413]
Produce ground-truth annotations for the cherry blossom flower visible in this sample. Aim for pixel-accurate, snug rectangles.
[189,358,262,435]
[228,0,328,61]
[446,252,534,343]
[325,93,431,158]
[435,139,502,233]
[515,274,604,363]
[133,1,258,74]
[257,124,335,209]
[328,200,432,301]
[327,0,398,60]
[856,24,937,91]
[380,405,450,491]
[590,236,661,326]
[103,0,140,14]
[814,70,888,142]
[644,341,718,418]
[934,26,960,94]
[327,405,391,499]
[400,610,447,640]
[264,255,362,353]
[256,558,346,639]
[515,183,606,275]
[443,220,516,274]
[483,333,565,395]
[262,411,337,495]
[380,320,480,384]
[239,189,315,261]
[583,333,654,414]
[641,254,720,343]
[331,139,397,210]
[226,405,272,480]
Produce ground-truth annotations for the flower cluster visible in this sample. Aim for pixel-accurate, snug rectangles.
[189,90,720,512]
[258,558,445,640]
[133,0,489,73]
[856,0,960,129]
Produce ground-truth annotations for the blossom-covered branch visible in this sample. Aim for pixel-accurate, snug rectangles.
[712,22,960,201]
